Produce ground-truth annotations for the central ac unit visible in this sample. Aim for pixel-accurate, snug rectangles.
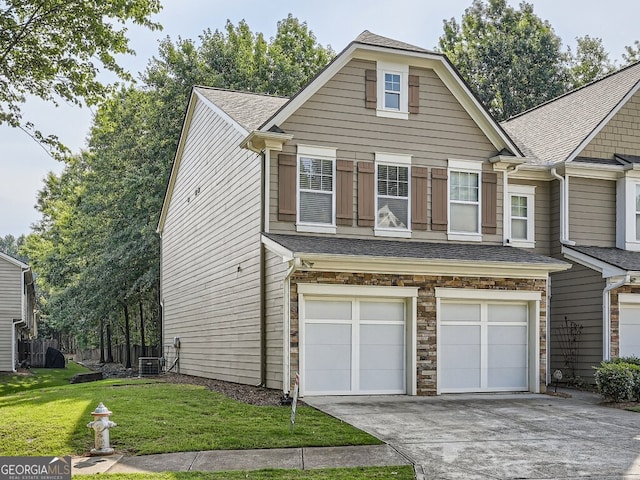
[138,357,161,377]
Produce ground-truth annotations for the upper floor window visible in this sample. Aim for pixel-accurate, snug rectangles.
[508,185,535,248]
[375,153,411,238]
[635,184,640,241]
[448,159,482,241]
[377,62,409,120]
[297,145,336,234]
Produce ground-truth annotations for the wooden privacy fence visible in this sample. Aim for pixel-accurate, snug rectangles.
[18,339,59,368]
[76,345,160,369]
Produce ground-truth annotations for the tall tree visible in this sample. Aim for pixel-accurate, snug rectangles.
[623,40,640,65]
[0,234,26,262]
[0,0,161,153]
[568,36,615,88]
[439,0,567,121]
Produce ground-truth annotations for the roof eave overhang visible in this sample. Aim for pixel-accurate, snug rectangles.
[262,238,568,278]
[240,131,294,153]
[562,246,633,279]
[260,42,522,157]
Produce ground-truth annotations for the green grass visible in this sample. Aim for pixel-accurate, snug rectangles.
[0,361,91,396]
[82,466,415,479]
[0,377,380,457]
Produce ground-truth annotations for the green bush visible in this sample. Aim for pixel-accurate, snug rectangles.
[612,356,640,366]
[594,361,635,402]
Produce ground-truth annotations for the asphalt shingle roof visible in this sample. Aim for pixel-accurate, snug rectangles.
[194,86,288,132]
[265,233,566,266]
[570,246,640,272]
[354,30,434,55]
[502,62,640,165]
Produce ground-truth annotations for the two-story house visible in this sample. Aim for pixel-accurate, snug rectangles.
[503,61,640,381]
[0,251,36,372]
[157,31,569,397]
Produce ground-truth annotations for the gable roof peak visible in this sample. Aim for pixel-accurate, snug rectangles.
[353,30,434,55]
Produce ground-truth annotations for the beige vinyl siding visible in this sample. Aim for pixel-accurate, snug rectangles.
[270,59,502,243]
[0,259,21,371]
[550,262,604,382]
[567,176,616,247]
[579,90,640,158]
[264,250,287,390]
[161,97,263,385]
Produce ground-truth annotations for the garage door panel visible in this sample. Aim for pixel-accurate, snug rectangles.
[488,325,527,345]
[360,369,404,392]
[305,300,351,320]
[361,345,404,369]
[440,344,481,369]
[620,306,640,357]
[360,323,404,345]
[440,324,481,345]
[440,368,481,389]
[360,302,404,321]
[441,303,480,322]
[306,370,351,393]
[305,323,351,345]
[488,367,527,389]
[306,344,351,370]
[488,304,528,323]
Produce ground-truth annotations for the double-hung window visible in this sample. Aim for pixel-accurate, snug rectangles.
[377,62,409,119]
[508,185,535,248]
[635,184,640,241]
[375,153,411,238]
[448,159,482,241]
[297,145,336,234]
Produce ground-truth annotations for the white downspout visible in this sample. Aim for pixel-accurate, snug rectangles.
[550,168,575,246]
[264,149,271,234]
[282,257,301,396]
[603,275,629,360]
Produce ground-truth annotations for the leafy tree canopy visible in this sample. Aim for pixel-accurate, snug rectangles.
[0,234,26,262]
[0,0,162,154]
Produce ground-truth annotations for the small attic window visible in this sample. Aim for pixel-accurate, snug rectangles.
[377,62,409,120]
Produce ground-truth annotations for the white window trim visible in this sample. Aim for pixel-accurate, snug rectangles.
[376,61,409,120]
[296,144,337,234]
[447,159,482,242]
[374,152,412,238]
[508,184,536,249]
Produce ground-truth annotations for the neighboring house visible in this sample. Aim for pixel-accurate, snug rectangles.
[503,61,640,381]
[157,31,569,397]
[0,251,36,372]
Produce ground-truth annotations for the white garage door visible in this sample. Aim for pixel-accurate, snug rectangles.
[440,301,528,393]
[620,304,640,357]
[302,298,406,395]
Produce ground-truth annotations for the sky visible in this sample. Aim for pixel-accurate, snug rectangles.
[1,0,639,238]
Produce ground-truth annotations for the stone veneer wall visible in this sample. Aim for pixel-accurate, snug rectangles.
[610,285,640,358]
[289,271,547,395]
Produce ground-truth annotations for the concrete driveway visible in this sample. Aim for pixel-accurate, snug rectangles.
[305,390,640,479]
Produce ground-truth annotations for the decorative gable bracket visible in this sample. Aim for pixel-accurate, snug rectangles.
[240,131,293,153]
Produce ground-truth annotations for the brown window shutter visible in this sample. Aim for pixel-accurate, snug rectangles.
[278,154,296,222]
[336,160,354,226]
[411,166,428,230]
[365,69,377,110]
[482,172,497,234]
[408,74,419,114]
[431,168,448,231]
[357,162,375,227]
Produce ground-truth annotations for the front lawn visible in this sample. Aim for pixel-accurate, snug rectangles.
[0,361,91,396]
[0,372,380,456]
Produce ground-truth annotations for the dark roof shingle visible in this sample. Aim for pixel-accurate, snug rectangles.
[265,233,566,266]
[570,246,640,271]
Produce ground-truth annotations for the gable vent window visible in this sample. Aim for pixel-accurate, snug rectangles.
[375,152,411,238]
[296,145,337,234]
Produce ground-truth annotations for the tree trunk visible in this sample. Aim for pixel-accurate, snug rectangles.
[124,304,132,369]
[99,318,105,363]
[106,323,114,363]
[139,300,146,357]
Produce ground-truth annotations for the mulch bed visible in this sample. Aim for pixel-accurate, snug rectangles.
[80,360,289,406]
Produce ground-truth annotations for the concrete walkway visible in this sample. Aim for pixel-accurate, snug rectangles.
[72,444,411,475]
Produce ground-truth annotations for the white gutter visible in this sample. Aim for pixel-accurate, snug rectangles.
[282,257,301,396]
[550,168,575,246]
[603,275,630,360]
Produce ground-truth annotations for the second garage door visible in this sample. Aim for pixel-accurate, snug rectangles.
[620,303,640,357]
[439,301,529,393]
[301,297,406,396]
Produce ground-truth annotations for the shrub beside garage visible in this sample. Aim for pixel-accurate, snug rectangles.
[594,357,640,402]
